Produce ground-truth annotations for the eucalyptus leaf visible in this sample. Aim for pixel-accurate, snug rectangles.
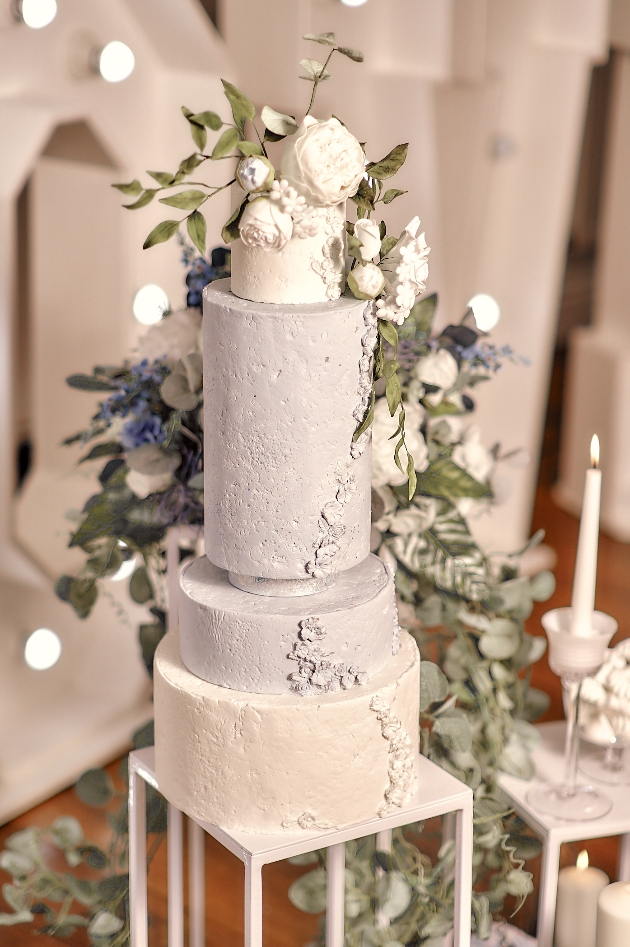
[159,189,206,211]
[367,144,408,180]
[337,46,364,62]
[187,209,207,256]
[302,31,336,46]
[188,110,223,130]
[212,127,239,159]
[112,179,142,196]
[143,219,181,250]
[479,620,521,660]
[75,769,114,807]
[288,869,327,913]
[299,58,330,81]
[416,458,492,501]
[123,189,157,210]
[529,569,556,601]
[419,661,449,711]
[221,79,255,134]
[50,817,83,850]
[261,105,298,136]
[433,712,472,753]
[129,566,153,604]
[147,170,174,186]
[69,489,138,548]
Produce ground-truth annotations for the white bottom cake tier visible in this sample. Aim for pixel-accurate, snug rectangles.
[179,553,399,695]
[154,630,420,834]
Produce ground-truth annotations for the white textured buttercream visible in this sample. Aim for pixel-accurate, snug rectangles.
[179,553,396,694]
[154,629,420,833]
[231,203,346,304]
[203,280,373,579]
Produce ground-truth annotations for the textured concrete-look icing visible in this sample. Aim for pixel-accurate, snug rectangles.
[203,280,371,579]
[179,554,396,694]
[231,203,345,304]
[154,629,420,833]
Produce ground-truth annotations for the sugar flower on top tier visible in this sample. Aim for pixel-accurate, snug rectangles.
[281,116,365,207]
[239,196,293,251]
[376,218,431,325]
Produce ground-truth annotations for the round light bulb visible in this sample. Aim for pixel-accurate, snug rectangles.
[340,0,369,5]
[109,557,136,582]
[467,293,500,332]
[99,41,135,83]
[24,628,62,670]
[20,0,57,28]
[132,284,169,325]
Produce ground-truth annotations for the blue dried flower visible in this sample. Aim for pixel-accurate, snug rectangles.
[120,413,165,451]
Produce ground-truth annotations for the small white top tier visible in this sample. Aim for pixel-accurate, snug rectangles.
[230,202,346,305]
[203,279,374,580]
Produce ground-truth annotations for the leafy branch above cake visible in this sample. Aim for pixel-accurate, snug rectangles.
[113,31,430,498]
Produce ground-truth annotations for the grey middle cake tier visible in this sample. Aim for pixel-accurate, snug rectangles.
[179,553,399,694]
[203,279,376,582]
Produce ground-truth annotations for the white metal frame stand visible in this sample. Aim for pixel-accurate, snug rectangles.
[499,721,630,947]
[129,746,474,947]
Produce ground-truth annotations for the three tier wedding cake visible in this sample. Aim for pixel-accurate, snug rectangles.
[151,34,429,833]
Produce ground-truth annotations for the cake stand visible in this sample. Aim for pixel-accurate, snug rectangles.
[129,746,474,947]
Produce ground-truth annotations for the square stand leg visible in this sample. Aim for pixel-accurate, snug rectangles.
[129,747,473,947]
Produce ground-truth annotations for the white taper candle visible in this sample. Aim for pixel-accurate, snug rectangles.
[570,435,601,636]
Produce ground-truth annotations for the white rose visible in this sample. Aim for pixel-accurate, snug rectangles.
[239,196,293,251]
[236,155,275,193]
[134,309,201,369]
[371,398,428,489]
[347,263,386,300]
[125,444,180,498]
[452,425,494,483]
[354,218,381,262]
[414,348,459,390]
[280,116,365,206]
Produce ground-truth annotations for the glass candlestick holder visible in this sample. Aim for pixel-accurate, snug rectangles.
[527,607,617,821]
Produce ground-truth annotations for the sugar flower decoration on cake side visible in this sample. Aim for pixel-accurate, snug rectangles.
[113,31,432,499]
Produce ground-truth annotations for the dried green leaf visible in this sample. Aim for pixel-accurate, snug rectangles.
[261,105,298,136]
[66,374,117,392]
[190,121,207,152]
[380,235,398,259]
[147,170,174,186]
[367,143,409,180]
[416,458,492,500]
[299,58,331,81]
[112,179,142,196]
[337,46,364,62]
[221,79,256,134]
[188,110,223,130]
[187,209,207,256]
[419,661,449,711]
[143,219,180,250]
[159,189,206,211]
[221,195,248,244]
[123,189,157,210]
[353,386,375,441]
[178,152,204,175]
[75,769,113,807]
[378,319,399,349]
[129,566,153,604]
[212,126,239,159]
[79,442,124,463]
[383,188,407,204]
[302,31,336,46]
[236,140,263,156]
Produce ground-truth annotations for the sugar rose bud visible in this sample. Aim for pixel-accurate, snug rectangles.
[347,263,386,300]
[236,155,275,193]
[354,218,381,262]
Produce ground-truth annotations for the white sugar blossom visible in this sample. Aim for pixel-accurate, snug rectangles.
[347,263,386,300]
[236,155,275,193]
[453,425,495,483]
[134,309,201,369]
[376,217,430,324]
[239,196,293,251]
[269,178,305,216]
[281,116,365,206]
[371,398,428,488]
[354,218,381,262]
[414,348,459,391]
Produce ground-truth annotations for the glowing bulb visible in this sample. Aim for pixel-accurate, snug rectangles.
[340,0,369,5]
[132,284,169,325]
[20,0,57,28]
[467,293,500,332]
[24,628,61,670]
[576,850,589,871]
[590,434,600,469]
[109,557,136,582]
[99,41,135,83]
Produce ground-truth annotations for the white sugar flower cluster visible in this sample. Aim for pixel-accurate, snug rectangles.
[376,217,430,325]
[269,179,320,239]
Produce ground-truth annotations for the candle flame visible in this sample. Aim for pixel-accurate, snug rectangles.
[590,435,600,469]
[577,850,589,870]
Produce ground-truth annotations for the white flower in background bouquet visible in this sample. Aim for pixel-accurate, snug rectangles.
[376,217,431,325]
[134,308,201,369]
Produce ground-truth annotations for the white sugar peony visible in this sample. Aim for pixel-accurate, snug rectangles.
[281,116,365,207]
[453,425,495,483]
[371,398,428,488]
[414,348,459,391]
[236,155,275,193]
[376,217,430,325]
[239,196,293,251]
[134,309,201,369]
[354,218,381,262]
[347,263,386,300]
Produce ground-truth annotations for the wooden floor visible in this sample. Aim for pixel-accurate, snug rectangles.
[2,474,629,946]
